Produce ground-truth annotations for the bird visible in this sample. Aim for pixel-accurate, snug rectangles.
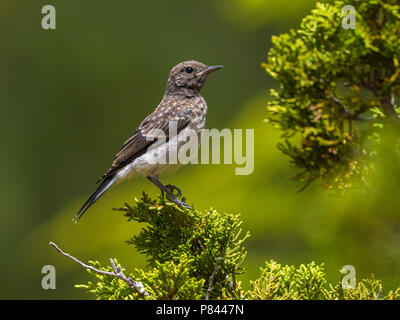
[73,60,223,222]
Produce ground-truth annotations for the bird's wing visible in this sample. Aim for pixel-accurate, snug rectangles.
[98,106,193,182]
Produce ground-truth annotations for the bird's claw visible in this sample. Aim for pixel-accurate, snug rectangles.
[166,184,182,198]
[161,184,182,199]
[162,198,192,210]
[176,199,191,210]
[159,183,191,210]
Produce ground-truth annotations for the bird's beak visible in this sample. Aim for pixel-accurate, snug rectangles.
[195,65,223,77]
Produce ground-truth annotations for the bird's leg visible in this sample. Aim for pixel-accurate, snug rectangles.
[147,176,191,210]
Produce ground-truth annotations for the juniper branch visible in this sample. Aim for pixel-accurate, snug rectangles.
[49,241,149,297]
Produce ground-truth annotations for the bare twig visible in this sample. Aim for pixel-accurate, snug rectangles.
[49,241,149,297]
[205,257,222,300]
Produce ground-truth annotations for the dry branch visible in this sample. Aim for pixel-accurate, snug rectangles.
[49,241,149,297]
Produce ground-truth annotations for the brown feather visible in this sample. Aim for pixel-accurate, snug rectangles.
[97,103,195,182]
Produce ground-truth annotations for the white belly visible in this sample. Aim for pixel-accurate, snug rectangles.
[114,127,199,183]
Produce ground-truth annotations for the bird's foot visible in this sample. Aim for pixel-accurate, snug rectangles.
[161,194,191,210]
[160,187,191,210]
[166,184,182,198]
[150,177,190,210]
[161,184,183,199]
[172,198,192,210]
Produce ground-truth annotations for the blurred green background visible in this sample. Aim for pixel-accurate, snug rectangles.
[1,0,400,299]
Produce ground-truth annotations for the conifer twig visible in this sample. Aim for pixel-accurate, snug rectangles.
[205,257,222,300]
[49,241,149,297]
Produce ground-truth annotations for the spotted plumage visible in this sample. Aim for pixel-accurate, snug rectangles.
[73,60,223,222]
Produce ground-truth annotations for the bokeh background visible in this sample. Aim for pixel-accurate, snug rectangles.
[1,0,400,299]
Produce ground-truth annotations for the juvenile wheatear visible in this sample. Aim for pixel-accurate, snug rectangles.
[73,61,223,222]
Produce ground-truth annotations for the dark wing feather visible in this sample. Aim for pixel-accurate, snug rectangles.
[97,107,193,182]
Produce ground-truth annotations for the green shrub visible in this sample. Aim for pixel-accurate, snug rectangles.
[76,193,249,300]
[249,260,400,300]
[263,0,400,190]
[75,194,400,300]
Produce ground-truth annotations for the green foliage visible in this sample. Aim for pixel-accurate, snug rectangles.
[249,260,327,300]
[263,0,400,190]
[76,194,400,300]
[249,260,400,300]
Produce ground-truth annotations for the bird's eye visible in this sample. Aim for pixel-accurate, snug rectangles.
[185,67,193,74]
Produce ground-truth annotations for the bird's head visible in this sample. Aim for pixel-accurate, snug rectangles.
[165,60,223,97]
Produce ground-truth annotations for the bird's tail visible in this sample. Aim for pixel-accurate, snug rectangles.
[73,175,116,223]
